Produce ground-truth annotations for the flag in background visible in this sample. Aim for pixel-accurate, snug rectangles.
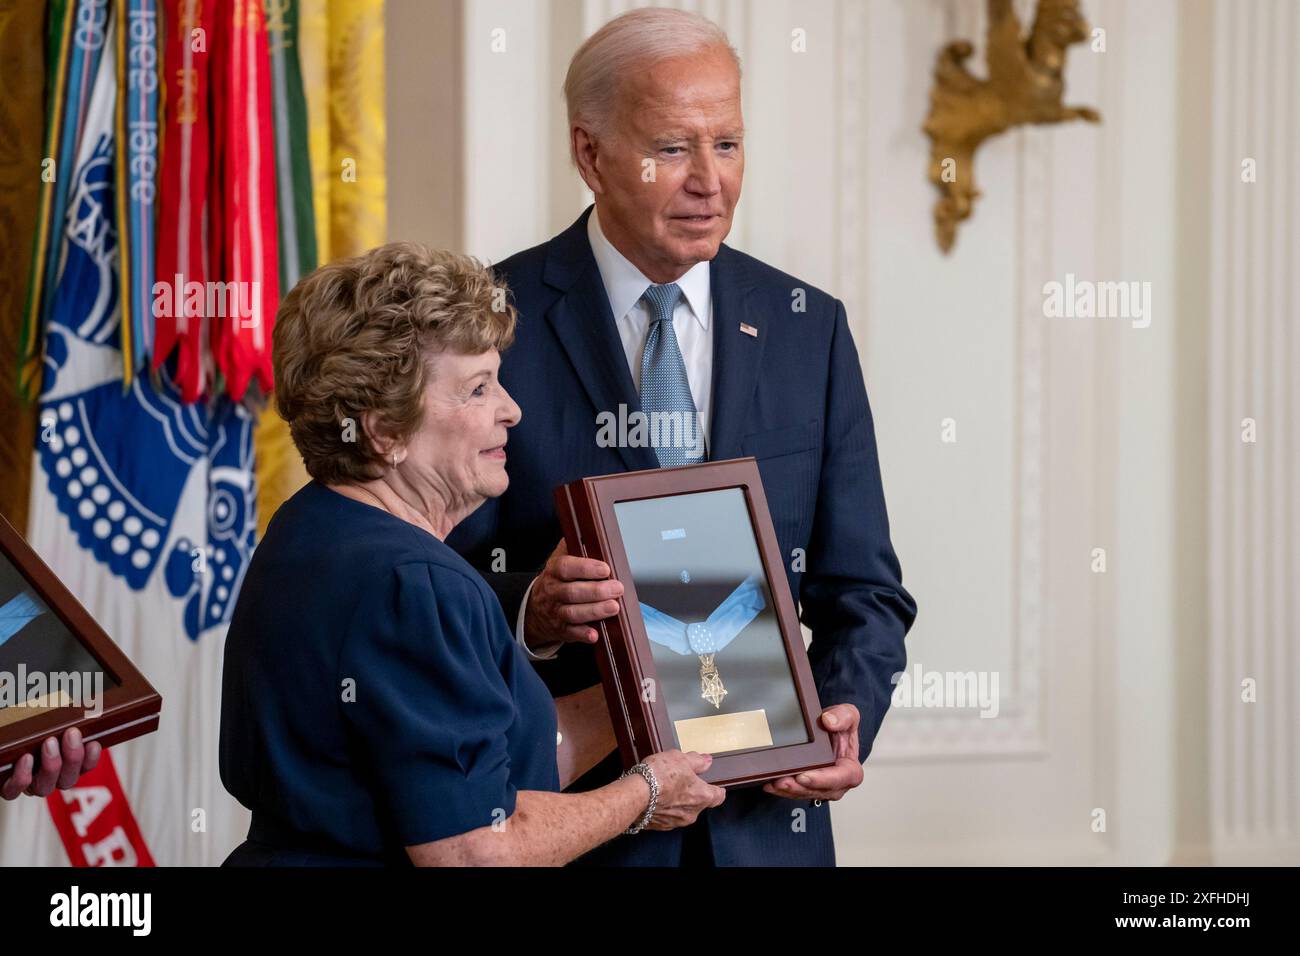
[209,0,279,402]
[254,0,385,538]
[114,0,161,386]
[152,0,215,403]
[0,1,257,868]
[0,0,354,867]
[18,0,94,404]
[266,0,317,292]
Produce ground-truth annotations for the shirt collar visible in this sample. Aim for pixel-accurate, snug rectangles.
[587,207,711,330]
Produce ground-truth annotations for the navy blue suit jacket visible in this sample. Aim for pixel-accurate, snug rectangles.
[447,207,916,866]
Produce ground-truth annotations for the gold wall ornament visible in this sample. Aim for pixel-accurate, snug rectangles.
[923,0,1101,253]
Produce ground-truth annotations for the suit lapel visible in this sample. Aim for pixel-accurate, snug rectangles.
[708,245,764,461]
[543,209,658,473]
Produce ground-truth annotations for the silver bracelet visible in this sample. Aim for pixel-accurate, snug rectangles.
[620,762,659,835]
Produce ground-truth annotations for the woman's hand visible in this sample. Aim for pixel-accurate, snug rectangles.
[641,750,725,830]
[406,751,724,865]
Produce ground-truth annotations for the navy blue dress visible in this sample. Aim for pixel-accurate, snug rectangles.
[219,481,559,866]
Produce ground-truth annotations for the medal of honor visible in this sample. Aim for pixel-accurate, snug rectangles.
[688,622,727,707]
[640,574,766,709]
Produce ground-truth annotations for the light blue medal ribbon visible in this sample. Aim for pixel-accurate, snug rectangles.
[0,590,45,649]
[639,573,765,708]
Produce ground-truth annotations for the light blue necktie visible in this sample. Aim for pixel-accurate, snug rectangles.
[639,283,704,467]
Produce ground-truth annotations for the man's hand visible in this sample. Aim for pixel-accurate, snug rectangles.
[2,728,102,800]
[524,540,624,647]
[762,703,863,802]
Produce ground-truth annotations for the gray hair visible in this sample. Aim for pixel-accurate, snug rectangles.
[563,7,741,161]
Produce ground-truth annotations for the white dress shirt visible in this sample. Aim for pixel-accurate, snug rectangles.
[517,208,717,659]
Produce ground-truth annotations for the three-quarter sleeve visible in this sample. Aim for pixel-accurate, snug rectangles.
[338,560,519,847]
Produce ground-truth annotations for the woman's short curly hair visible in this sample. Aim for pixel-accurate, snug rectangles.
[273,241,516,485]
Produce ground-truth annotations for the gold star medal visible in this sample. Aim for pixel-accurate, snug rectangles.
[688,622,727,709]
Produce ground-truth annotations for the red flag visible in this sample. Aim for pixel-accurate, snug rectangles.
[153,0,215,403]
[153,0,279,403]
[210,0,279,401]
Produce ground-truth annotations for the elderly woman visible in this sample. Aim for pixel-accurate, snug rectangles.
[219,242,723,866]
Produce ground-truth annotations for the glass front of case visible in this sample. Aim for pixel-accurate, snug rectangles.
[614,486,809,756]
[0,551,117,729]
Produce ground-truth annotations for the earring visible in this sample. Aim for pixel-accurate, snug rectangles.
[390,452,399,469]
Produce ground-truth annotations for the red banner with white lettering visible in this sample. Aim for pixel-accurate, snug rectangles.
[46,751,156,867]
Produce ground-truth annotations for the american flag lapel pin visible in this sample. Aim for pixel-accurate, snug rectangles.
[739,322,758,338]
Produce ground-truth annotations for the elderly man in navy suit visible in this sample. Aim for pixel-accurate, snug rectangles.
[448,6,916,866]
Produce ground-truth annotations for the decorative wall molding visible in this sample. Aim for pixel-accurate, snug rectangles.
[871,122,1049,760]
[1206,0,1299,863]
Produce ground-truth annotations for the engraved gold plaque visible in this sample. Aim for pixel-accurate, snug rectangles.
[0,690,74,730]
[674,708,774,755]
